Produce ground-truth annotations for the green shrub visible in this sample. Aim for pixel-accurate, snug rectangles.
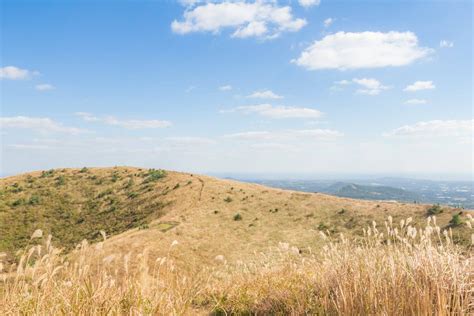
[124,179,134,189]
[427,204,443,216]
[317,222,329,231]
[12,199,25,207]
[56,176,66,186]
[97,189,113,198]
[224,197,233,203]
[233,213,242,221]
[111,172,120,182]
[449,213,463,227]
[138,223,149,230]
[79,167,89,173]
[40,169,55,178]
[28,195,41,205]
[144,169,166,183]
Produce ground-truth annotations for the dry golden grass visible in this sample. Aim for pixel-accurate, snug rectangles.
[2,167,472,267]
[1,216,473,315]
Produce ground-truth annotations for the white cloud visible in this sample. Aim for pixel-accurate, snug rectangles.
[0,66,35,80]
[103,117,172,129]
[333,78,389,95]
[384,120,474,138]
[35,83,55,91]
[8,144,51,150]
[292,31,433,70]
[224,128,343,141]
[226,104,322,119]
[352,78,389,95]
[0,116,87,135]
[323,18,333,28]
[247,89,283,99]
[75,113,172,129]
[404,99,427,105]
[219,85,233,91]
[403,81,435,92]
[334,79,351,85]
[299,0,321,8]
[439,40,454,48]
[171,1,307,39]
[178,0,201,7]
[165,136,215,145]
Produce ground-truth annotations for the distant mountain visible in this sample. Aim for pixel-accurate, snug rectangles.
[324,182,421,202]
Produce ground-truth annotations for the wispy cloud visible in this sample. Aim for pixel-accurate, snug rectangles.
[333,78,389,95]
[0,116,87,135]
[323,18,333,28]
[299,0,321,8]
[35,83,55,91]
[75,112,172,129]
[352,78,390,95]
[247,90,283,99]
[384,119,473,138]
[224,128,343,141]
[293,31,432,70]
[404,99,427,105]
[439,40,454,48]
[223,104,322,119]
[0,66,37,80]
[404,81,435,92]
[219,85,232,91]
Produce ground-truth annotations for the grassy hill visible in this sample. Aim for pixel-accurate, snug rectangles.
[0,167,471,264]
[326,182,421,202]
[1,167,473,315]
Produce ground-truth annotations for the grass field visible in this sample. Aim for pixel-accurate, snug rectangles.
[0,167,473,314]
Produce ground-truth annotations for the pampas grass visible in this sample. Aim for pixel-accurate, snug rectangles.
[1,216,473,315]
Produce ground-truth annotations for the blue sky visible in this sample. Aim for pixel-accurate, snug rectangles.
[1,0,472,179]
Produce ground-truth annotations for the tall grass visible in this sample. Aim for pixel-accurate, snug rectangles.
[1,215,473,315]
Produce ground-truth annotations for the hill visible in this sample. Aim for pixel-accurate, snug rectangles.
[325,182,421,202]
[1,167,473,315]
[0,167,471,265]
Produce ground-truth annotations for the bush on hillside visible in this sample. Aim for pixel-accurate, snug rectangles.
[427,204,443,216]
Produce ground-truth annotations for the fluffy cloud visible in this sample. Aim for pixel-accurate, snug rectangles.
[299,0,321,8]
[439,40,454,48]
[384,120,473,138]
[219,85,232,91]
[404,81,435,92]
[323,18,333,28]
[0,116,87,135]
[171,1,307,39]
[224,128,343,141]
[404,99,427,105]
[35,83,55,91]
[247,89,283,99]
[292,31,432,70]
[225,104,322,119]
[333,78,389,95]
[0,66,35,80]
[75,112,172,129]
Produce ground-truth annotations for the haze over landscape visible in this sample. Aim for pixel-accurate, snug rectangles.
[1,0,473,315]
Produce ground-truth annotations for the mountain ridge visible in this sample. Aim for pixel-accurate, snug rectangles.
[1,167,471,266]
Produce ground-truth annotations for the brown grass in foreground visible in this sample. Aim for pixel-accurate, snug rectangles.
[1,215,473,315]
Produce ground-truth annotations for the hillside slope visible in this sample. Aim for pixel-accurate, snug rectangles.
[0,167,471,266]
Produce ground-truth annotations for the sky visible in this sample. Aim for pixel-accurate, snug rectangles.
[1,0,473,179]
